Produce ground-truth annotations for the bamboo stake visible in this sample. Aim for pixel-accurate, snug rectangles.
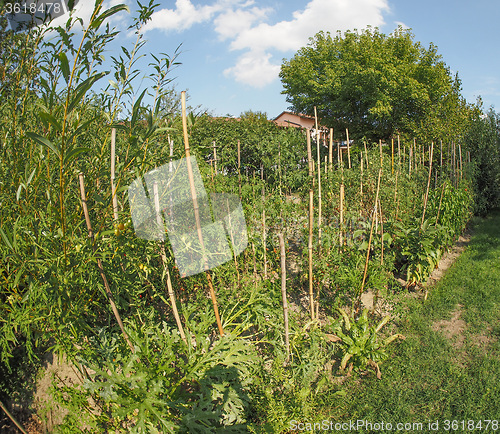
[397,134,401,168]
[459,144,463,181]
[261,165,268,277]
[340,183,344,247]
[440,139,443,180]
[364,140,369,168]
[252,242,257,287]
[152,182,187,344]
[379,198,384,265]
[306,129,315,320]
[329,128,333,173]
[360,154,364,198]
[0,399,28,434]
[213,141,218,175]
[379,139,383,168]
[181,91,223,336]
[435,181,446,225]
[358,169,382,314]
[394,168,399,219]
[421,142,434,227]
[237,139,241,199]
[225,196,241,286]
[391,137,394,174]
[409,142,412,176]
[346,128,351,169]
[278,233,290,362]
[339,136,345,247]
[454,143,457,183]
[78,173,134,353]
[314,108,322,247]
[413,138,417,171]
[110,127,119,222]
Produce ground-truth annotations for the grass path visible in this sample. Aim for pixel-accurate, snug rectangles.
[328,211,500,425]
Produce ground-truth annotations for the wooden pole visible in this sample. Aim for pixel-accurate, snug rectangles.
[314,108,322,247]
[440,139,443,180]
[360,154,364,196]
[340,183,344,247]
[78,173,134,353]
[421,142,434,227]
[306,129,315,320]
[391,137,394,175]
[213,141,218,175]
[397,134,401,168]
[152,182,187,344]
[110,127,119,222]
[363,141,368,168]
[458,144,463,181]
[237,139,241,198]
[379,139,383,168]
[409,142,413,176]
[435,181,446,225]
[0,399,28,434]
[261,164,267,279]
[278,233,290,361]
[358,169,382,313]
[181,91,223,336]
[329,128,333,173]
[379,198,384,265]
[346,128,351,169]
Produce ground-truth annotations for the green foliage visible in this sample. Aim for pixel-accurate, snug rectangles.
[280,27,468,142]
[466,106,500,215]
[51,315,259,433]
[333,309,404,378]
[0,2,498,431]
[393,219,447,285]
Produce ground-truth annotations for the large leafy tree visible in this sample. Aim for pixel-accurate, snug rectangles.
[280,27,467,142]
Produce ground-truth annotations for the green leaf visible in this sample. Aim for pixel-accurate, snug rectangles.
[67,72,107,114]
[0,227,13,251]
[59,52,70,84]
[90,4,130,30]
[64,147,91,165]
[353,229,365,238]
[66,115,100,144]
[39,110,62,132]
[340,352,352,370]
[131,88,147,127]
[374,315,390,333]
[338,308,351,331]
[26,132,61,157]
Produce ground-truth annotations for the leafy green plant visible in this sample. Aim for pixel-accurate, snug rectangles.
[333,308,404,378]
[394,219,448,285]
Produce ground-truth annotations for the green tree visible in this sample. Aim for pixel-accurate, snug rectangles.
[280,27,466,142]
[466,102,500,214]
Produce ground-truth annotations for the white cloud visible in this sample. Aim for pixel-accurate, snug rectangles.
[142,0,390,88]
[224,0,389,86]
[214,5,271,41]
[224,50,280,88]
[143,0,230,33]
[229,0,389,52]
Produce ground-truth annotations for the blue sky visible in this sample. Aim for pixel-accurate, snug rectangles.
[47,0,500,118]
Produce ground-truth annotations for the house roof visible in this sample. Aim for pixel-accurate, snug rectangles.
[272,111,327,130]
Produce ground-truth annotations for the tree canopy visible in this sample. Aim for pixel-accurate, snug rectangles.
[280,27,468,142]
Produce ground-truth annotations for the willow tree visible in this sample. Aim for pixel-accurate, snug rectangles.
[280,27,468,142]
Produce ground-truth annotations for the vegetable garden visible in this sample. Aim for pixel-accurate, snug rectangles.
[1,1,500,433]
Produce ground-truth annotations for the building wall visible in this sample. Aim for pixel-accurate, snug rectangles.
[273,112,316,130]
